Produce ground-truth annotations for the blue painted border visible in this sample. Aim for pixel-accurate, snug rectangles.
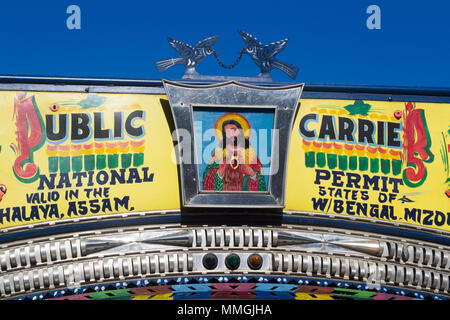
[11,275,447,301]
[0,75,449,103]
[1,213,448,246]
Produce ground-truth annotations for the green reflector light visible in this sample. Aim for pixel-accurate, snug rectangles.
[225,253,240,270]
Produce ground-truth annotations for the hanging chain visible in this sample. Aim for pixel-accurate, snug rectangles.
[213,49,244,69]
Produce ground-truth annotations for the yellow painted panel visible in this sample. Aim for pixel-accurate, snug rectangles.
[0,91,181,229]
[286,99,450,232]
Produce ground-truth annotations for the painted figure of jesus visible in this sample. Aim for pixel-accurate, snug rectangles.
[202,113,267,191]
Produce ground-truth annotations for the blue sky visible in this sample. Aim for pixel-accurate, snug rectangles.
[0,0,449,87]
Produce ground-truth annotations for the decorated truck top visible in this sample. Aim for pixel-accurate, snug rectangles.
[0,77,448,234]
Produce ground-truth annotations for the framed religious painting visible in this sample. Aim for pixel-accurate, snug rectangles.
[163,80,304,208]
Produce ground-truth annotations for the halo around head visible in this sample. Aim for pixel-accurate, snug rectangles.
[214,113,251,140]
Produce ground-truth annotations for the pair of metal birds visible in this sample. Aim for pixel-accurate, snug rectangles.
[155,30,299,80]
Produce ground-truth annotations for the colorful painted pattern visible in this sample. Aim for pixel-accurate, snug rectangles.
[302,106,403,175]
[13,276,446,301]
[45,140,145,172]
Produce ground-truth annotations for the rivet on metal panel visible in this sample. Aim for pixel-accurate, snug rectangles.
[3,277,11,295]
[358,261,368,280]
[281,254,289,272]
[43,269,50,288]
[386,265,395,283]
[195,230,202,247]
[112,259,120,278]
[57,241,65,260]
[158,255,166,274]
[165,254,172,273]
[34,245,42,264]
[132,257,140,276]
[19,248,27,267]
[62,265,71,286]
[87,262,95,282]
[206,229,213,246]
[97,260,106,281]
[29,247,37,266]
[187,254,193,271]
[24,247,32,267]
[57,266,65,287]
[395,266,405,284]
[0,254,7,271]
[423,271,431,289]
[168,254,175,272]
[262,230,269,247]
[244,229,250,247]
[311,256,320,274]
[33,271,40,290]
[224,229,231,246]
[413,246,423,264]
[250,229,256,247]
[304,256,313,276]
[13,274,21,293]
[272,231,278,247]
[155,255,163,274]
[45,243,52,263]
[431,272,440,290]
[71,240,78,258]
[92,261,101,281]
[253,229,260,247]
[234,229,242,247]
[106,259,114,279]
[441,252,449,269]
[349,260,359,279]
[79,240,87,257]
[271,254,279,271]
[367,263,377,284]
[23,273,31,291]
[122,258,130,277]
[412,269,422,287]
[386,242,396,259]
[402,245,413,263]
[431,250,441,267]
[81,263,90,282]
[0,277,5,296]
[440,275,449,292]
[321,256,330,275]
[398,244,408,262]
[423,248,432,265]
[149,255,156,274]
[9,251,17,268]
[176,254,183,272]
[404,267,414,285]
[394,244,403,262]
[213,229,220,247]
[340,259,349,279]
[40,245,47,263]
[140,256,148,275]
[292,255,300,272]
[50,243,57,261]
[54,267,61,286]
[177,254,184,272]
[64,240,72,260]
[330,257,340,276]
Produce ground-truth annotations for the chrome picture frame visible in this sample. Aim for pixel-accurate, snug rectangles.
[163,80,304,208]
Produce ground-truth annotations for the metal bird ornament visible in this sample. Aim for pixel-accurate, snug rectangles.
[155,36,219,78]
[237,30,299,80]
